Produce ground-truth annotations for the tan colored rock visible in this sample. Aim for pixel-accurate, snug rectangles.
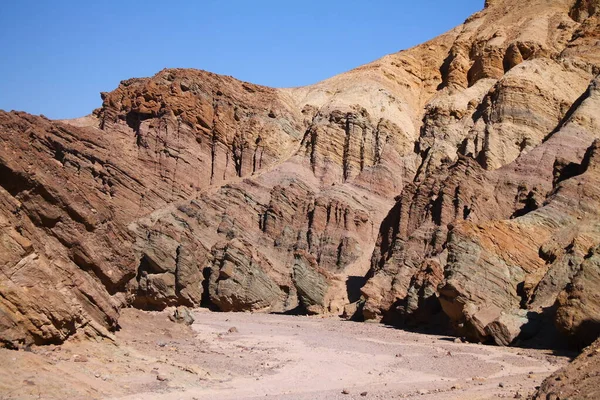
[534,337,600,399]
[440,138,600,345]
[1,0,600,348]
[555,245,600,346]
[208,239,289,312]
[292,251,331,314]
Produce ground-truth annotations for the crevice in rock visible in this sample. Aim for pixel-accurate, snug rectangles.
[232,135,244,178]
[125,111,151,148]
[413,147,431,183]
[53,146,66,165]
[310,127,318,174]
[306,204,315,251]
[174,245,182,297]
[374,121,383,164]
[360,126,367,171]
[336,240,344,267]
[373,201,402,269]
[544,81,594,142]
[223,151,229,181]
[252,136,263,174]
[343,208,349,230]
[452,186,461,219]
[463,205,472,220]
[553,159,583,187]
[516,281,529,309]
[210,98,218,184]
[0,163,35,197]
[430,193,443,226]
[437,50,454,90]
[511,190,539,219]
[343,114,353,181]
[346,276,367,303]
[200,267,217,310]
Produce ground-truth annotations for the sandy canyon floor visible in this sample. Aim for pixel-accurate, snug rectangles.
[0,309,572,400]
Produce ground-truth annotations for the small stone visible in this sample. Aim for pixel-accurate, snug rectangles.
[94,372,101,378]
[228,327,239,333]
[342,388,350,395]
[360,392,368,397]
[499,382,505,388]
[418,389,429,395]
[451,385,462,390]
[156,374,168,382]
[454,338,462,343]
[73,355,88,363]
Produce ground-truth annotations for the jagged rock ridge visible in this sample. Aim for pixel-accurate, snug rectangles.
[0,0,599,349]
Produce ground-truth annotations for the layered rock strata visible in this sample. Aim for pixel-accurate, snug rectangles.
[1,0,599,349]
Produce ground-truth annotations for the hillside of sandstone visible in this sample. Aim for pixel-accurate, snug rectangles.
[1,0,599,352]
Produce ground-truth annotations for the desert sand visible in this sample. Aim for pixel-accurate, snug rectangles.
[0,309,570,399]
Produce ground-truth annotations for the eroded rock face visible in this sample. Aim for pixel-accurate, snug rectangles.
[534,337,600,399]
[1,0,600,348]
[361,0,600,343]
[0,71,304,346]
[208,239,289,312]
[130,225,206,310]
[365,75,600,345]
[555,241,600,347]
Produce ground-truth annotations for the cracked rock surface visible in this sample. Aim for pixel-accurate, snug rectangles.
[1,0,600,353]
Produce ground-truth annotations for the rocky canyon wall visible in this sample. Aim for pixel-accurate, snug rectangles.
[1,0,599,349]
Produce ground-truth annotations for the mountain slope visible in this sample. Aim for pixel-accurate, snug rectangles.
[0,0,599,348]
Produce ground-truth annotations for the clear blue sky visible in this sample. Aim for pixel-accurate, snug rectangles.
[0,1,483,119]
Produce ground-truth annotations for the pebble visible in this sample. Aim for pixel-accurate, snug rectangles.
[342,388,350,395]
[156,374,168,382]
[499,382,505,388]
[228,327,239,333]
[360,392,368,397]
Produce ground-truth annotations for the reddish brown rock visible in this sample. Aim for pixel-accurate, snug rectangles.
[1,0,600,349]
[534,337,600,399]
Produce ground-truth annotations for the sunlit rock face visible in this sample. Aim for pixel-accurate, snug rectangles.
[1,0,600,349]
